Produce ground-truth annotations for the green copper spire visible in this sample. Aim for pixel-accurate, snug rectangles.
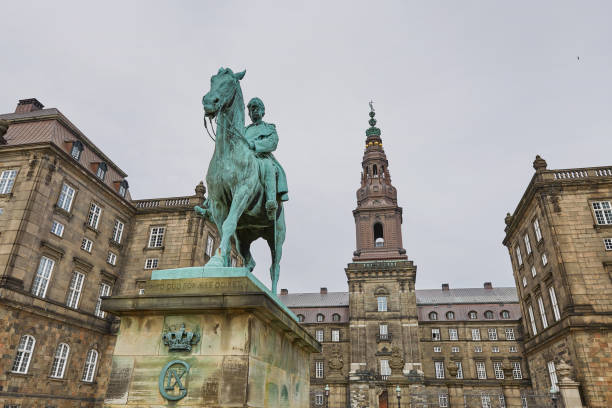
[366,100,381,137]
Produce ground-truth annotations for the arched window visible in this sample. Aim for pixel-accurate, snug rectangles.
[297,314,305,322]
[332,313,341,322]
[484,310,494,319]
[82,349,98,382]
[372,164,378,175]
[50,343,70,378]
[468,311,478,320]
[374,223,384,247]
[446,311,455,320]
[316,313,324,322]
[500,310,510,319]
[429,311,438,320]
[11,335,35,374]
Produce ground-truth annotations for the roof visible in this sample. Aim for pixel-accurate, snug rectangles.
[279,287,518,308]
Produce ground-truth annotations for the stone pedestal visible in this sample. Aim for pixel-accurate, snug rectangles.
[558,379,583,408]
[101,267,320,407]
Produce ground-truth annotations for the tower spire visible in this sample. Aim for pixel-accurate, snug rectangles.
[352,103,406,261]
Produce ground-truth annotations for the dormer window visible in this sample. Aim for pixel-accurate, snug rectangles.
[118,180,129,197]
[96,162,107,181]
[70,141,83,160]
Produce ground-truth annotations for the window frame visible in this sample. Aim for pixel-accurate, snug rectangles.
[471,328,481,341]
[429,311,438,320]
[315,329,324,342]
[547,361,558,392]
[148,226,165,248]
[604,238,612,251]
[512,361,523,379]
[331,329,340,342]
[57,183,76,212]
[11,334,36,374]
[431,328,441,341]
[537,296,549,329]
[434,361,445,379]
[455,361,463,379]
[523,233,532,255]
[144,258,159,269]
[81,237,93,253]
[107,251,117,266]
[528,304,538,335]
[488,328,498,340]
[377,296,388,312]
[315,361,324,378]
[82,349,99,382]
[206,235,215,257]
[112,220,124,244]
[0,169,18,195]
[66,271,85,309]
[533,218,543,241]
[50,343,70,379]
[505,328,515,340]
[50,220,64,237]
[448,328,458,341]
[95,282,112,318]
[316,313,324,322]
[592,201,612,225]
[86,202,102,230]
[31,256,55,298]
[549,286,561,321]
[475,361,487,379]
[446,311,455,320]
[515,245,523,266]
[493,361,504,379]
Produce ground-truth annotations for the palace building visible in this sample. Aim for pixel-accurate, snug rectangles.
[0,98,609,407]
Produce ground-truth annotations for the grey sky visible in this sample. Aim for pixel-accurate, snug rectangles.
[2,1,611,293]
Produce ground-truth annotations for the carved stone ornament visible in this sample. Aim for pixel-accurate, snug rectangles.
[389,347,404,370]
[162,324,200,352]
[159,359,190,401]
[328,347,344,371]
[556,359,573,381]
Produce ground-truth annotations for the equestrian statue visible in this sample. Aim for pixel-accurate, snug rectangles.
[195,67,287,294]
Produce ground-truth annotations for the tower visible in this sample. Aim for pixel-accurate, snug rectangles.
[346,105,422,407]
[353,105,407,261]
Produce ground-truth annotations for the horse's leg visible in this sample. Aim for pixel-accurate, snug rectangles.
[267,207,286,295]
[210,199,228,257]
[220,187,251,267]
[236,230,256,272]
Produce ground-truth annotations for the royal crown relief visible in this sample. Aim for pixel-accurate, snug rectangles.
[162,323,201,352]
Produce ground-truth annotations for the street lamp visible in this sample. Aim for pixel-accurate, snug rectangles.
[325,384,330,408]
[396,385,401,407]
[550,386,559,408]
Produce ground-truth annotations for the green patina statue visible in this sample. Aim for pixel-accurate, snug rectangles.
[197,67,287,294]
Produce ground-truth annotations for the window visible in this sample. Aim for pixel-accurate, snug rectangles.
[32,256,55,298]
[316,313,324,322]
[70,141,83,160]
[476,361,487,379]
[513,362,523,379]
[315,394,324,406]
[505,328,515,340]
[521,395,528,408]
[315,330,324,342]
[524,234,532,254]
[531,265,537,277]
[332,313,341,322]
[149,227,165,247]
[87,203,102,229]
[0,169,17,194]
[112,220,124,243]
[432,328,441,341]
[484,310,494,319]
[50,220,64,237]
[451,346,459,353]
[138,288,145,295]
[471,328,481,341]
[434,361,445,379]
[455,361,463,379]
[481,395,491,408]
[380,359,391,377]
[549,286,561,321]
[446,311,455,320]
[522,276,527,287]
[592,201,612,225]
[95,283,111,318]
[488,328,497,340]
[510,346,518,353]
[57,183,76,212]
[82,349,98,382]
[501,310,510,319]
[494,361,504,379]
[297,314,305,322]
[377,296,387,312]
[474,346,483,352]
[449,328,458,340]
[439,393,449,408]
[469,311,477,320]
[11,335,35,374]
[429,311,438,320]
[492,346,499,353]
[118,180,128,198]
[379,324,388,336]
[331,329,340,342]
[373,222,384,247]
[500,395,506,408]
[206,235,214,257]
[547,361,558,391]
[144,258,159,269]
[541,253,548,266]
[81,237,93,253]
[528,305,538,335]
[533,218,542,241]
[605,238,612,251]
[96,163,107,180]
[66,272,85,309]
[315,361,324,378]
[515,246,523,266]
[537,296,549,329]
[50,343,69,378]
[433,346,441,353]
[107,251,117,266]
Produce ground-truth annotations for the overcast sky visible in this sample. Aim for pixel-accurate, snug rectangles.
[2,1,611,293]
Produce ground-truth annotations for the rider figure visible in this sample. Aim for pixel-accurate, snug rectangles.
[245,97,289,220]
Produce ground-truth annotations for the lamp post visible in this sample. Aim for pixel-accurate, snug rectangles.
[396,385,401,408]
[550,386,559,408]
[325,384,330,408]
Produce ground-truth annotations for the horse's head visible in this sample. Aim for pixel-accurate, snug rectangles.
[202,67,246,118]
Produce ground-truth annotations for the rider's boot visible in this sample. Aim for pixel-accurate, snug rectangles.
[264,168,278,220]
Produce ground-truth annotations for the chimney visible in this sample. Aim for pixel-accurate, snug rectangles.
[484,282,493,289]
[280,288,288,296]
[441,283,449,291]
[15,98,44,114]
[320,287,327,295]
